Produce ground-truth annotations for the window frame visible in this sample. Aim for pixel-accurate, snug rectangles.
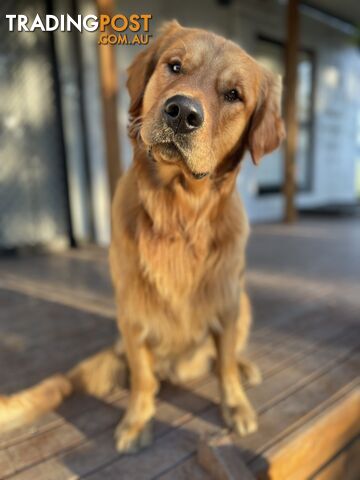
[255,34,316,196]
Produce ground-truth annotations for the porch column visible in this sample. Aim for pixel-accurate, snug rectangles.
[96,0,122,200]
[283,0,299,223]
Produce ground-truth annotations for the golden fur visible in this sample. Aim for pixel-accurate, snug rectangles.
[110,21,284,452]
[0,22,284,452]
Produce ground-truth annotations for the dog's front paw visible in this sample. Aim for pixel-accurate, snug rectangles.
[222,402,258,437]
[114,418,153,454]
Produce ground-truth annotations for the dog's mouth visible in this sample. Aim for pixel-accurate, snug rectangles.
[149,142,209,180]
[147,136,209,180]
[156,141,182,158]
[140,117,211,179]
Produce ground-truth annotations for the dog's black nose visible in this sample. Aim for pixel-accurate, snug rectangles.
[163,95,204,134]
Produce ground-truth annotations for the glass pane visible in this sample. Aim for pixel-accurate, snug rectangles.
[255,38,314,191]
[297,54,313,124]
[296,127,311,187]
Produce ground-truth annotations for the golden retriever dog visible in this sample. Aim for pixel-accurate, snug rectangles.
[0,21,285,454]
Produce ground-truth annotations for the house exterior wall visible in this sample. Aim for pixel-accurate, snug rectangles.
[78,0,360,243]
[0,0,72,249]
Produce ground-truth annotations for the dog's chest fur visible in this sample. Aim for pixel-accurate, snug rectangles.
[138,203,211,302]
[112,168,248,357]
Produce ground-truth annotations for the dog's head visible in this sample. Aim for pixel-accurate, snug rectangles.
[127,21,285,179]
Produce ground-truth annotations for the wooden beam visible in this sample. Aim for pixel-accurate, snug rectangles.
[96,0,122,200]
[313,437,360,480]
[250,385,360,479]
[283,0,299,223]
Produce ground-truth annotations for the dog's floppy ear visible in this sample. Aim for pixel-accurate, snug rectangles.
[247,69,286,165]
[127,20,181,125]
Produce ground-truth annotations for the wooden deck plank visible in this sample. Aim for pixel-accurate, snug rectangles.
[0,450,17,479]
[0,274,115,319]
[155,457,210,480]
[198,434,256,480]
[313,437,360,480]
[83,354,359,480]
[5,323,357,480]
[0,289,336,449]
[0,303,350,451]
[0,296,117,395]
[0,243,340,324]
[249,386,360,479]
[0,254,112,302]
[0,342,275,473]
[197,341,359,477]
[1,219,359,479]
[166,337,356,479]
[198,378,359,480]
[235,357,359,463]
[0,308,267,449]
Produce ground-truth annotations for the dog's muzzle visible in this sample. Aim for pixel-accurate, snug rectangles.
[163,95,204,134]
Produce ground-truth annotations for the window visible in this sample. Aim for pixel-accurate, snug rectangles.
[255,36,315,194]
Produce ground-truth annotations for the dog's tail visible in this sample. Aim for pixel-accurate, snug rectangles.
[0,340,127,433]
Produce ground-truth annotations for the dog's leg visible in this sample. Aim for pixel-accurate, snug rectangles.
[114,320,158,454]
[236,291,262,386]
[214,302,258,437]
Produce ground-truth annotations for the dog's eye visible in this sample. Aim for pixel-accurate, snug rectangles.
[168,62,182,74]
[224,89,242,102]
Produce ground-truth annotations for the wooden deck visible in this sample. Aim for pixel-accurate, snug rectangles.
[0,218,359,479]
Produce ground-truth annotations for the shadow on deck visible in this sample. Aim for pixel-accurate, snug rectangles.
[0,218,359,479]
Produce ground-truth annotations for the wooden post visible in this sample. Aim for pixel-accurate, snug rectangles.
[283,0,299,223]
[96,0,122,200]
